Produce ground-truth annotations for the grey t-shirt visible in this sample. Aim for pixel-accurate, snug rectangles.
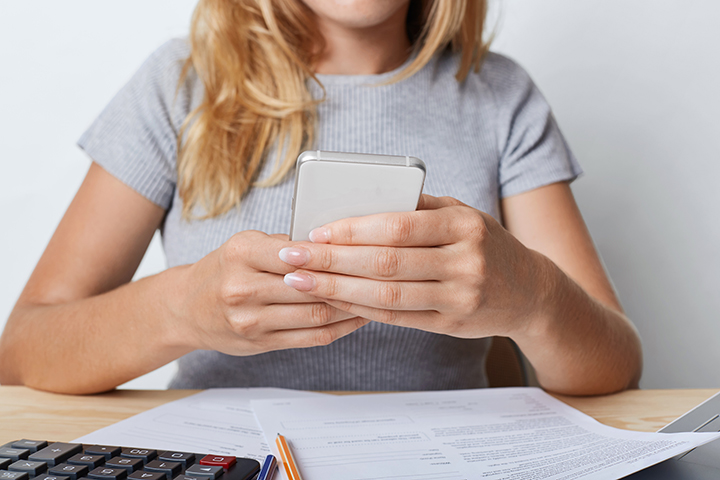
[78,39,581,390]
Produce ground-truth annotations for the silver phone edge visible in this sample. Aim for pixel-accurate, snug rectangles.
[289,150,426,241]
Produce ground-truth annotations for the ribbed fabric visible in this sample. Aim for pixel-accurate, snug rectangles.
[78,39,582,391]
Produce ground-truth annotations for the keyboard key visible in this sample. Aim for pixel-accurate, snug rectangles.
[198,456,235,470]
[0,471,29,480]
[83,447,120,461]
[184,465,223,479]
[8,460,46,476]
[0,462,9,471]
[142,461,180,480]
[30,444,83,467]
[104,458,141,473]
[119,450,156,464]
[87,467,128,480]
[173,476,203,480]
[157,453,194,467]
[127,472,164,480]
[0,450,29,462]
[48,464,89,480]
[67,455,105,469]
[10,441,48,454]
[32,475,70,480]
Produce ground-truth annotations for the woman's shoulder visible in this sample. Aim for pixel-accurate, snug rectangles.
[138,38,195,93]
[129,38,202,129]
[437,49,537,100]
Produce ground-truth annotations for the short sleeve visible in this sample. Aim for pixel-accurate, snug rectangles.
[485,54,583,198]
[77,39,192,209]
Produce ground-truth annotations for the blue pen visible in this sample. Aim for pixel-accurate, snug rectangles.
[257,454,278,480]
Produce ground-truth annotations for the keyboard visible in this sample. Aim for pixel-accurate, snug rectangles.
[0,440,260,480]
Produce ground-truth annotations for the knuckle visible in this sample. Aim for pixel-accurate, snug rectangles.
[221,231,258,263]
[313,327,338,347]
[219,281,255,304]
[332,222,355,245]
[460,211,487,239]
[335,300,354,312]
[322,276,340,298]
[386,214,414,244]
[459,288,484,314]
[374,248,402,278]
[461,255,487,279]
[343,223,356,245]
[377,308,400,326]
[438,315,466,336]
[310,303,334,327]
[228,313,259,338]
[442,196,464,207]
[376,282,403,309]
[319,247,335,271]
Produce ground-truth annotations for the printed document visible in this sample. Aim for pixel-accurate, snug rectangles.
[74,388,324,462]
[251,387,720,480]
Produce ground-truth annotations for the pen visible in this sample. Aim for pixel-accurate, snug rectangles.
[257,454,277,480]
[275,433,304,480]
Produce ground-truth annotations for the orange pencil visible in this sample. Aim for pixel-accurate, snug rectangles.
[275,433,304,480]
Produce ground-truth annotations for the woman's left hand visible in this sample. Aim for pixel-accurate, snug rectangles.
[278,194,552,339]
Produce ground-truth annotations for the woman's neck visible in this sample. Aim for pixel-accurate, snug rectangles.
[312,5,412,76]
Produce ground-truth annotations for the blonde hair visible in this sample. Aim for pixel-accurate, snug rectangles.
[178,0,490,219]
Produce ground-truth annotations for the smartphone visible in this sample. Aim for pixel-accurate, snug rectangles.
[289,150,426,241]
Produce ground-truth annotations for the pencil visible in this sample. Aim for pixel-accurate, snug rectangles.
[275,433,304,480]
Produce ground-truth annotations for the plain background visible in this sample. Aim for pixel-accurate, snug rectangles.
[0,0,718,390]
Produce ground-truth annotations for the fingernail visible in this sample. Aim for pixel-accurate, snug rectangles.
[309,227,330,243]
[279,247,309,266]
[284,272,315,291]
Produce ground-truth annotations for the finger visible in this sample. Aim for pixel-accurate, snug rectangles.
[417,194,465,210]
[308,206,474,247]
[259,302,359,330]
[283,270,449,311]
[224,272,323,304]
[324,299,451,335]
[268,316,371,349]
[223,230,295,274]
[278,244,451,281]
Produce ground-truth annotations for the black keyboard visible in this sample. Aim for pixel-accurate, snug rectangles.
[0,440,259,480]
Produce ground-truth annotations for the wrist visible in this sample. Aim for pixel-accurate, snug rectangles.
[152,264,198,352]
[517,250,566,341]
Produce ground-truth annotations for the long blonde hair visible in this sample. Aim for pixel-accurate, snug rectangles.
[178,0,490,219]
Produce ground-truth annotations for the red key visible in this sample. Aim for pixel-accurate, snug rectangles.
[199,455,236,469]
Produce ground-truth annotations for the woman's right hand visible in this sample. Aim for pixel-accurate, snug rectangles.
[172,230,369,356]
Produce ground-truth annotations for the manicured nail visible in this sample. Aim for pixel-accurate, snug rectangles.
[284,272,315,291]
[279,247,309,266]
[309,227,330,243]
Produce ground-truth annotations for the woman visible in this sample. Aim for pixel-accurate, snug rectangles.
[0,0,641,395]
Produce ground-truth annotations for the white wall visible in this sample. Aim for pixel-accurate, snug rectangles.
[1,1,718,390]
[0,1,198,388]
[490,0,720,389]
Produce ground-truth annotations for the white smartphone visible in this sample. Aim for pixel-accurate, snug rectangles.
[289,150,426,241]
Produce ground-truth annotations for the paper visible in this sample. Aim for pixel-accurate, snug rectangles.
[74,388,324,462]
[251,387,720,480]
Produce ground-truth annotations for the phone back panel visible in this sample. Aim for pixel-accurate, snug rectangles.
[290,152,425,241]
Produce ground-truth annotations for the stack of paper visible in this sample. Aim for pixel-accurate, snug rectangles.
[76,388,720,480]
[74,388,325,463]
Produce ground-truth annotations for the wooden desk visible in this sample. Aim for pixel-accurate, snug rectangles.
[0,386,717,444]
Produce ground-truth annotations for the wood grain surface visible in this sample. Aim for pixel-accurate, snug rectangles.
[0,386,717,444]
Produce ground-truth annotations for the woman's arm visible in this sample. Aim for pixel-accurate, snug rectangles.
[0,163,366,394]
[0,162,186,393]
[276,183,642,396]
[501,182,642,394]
